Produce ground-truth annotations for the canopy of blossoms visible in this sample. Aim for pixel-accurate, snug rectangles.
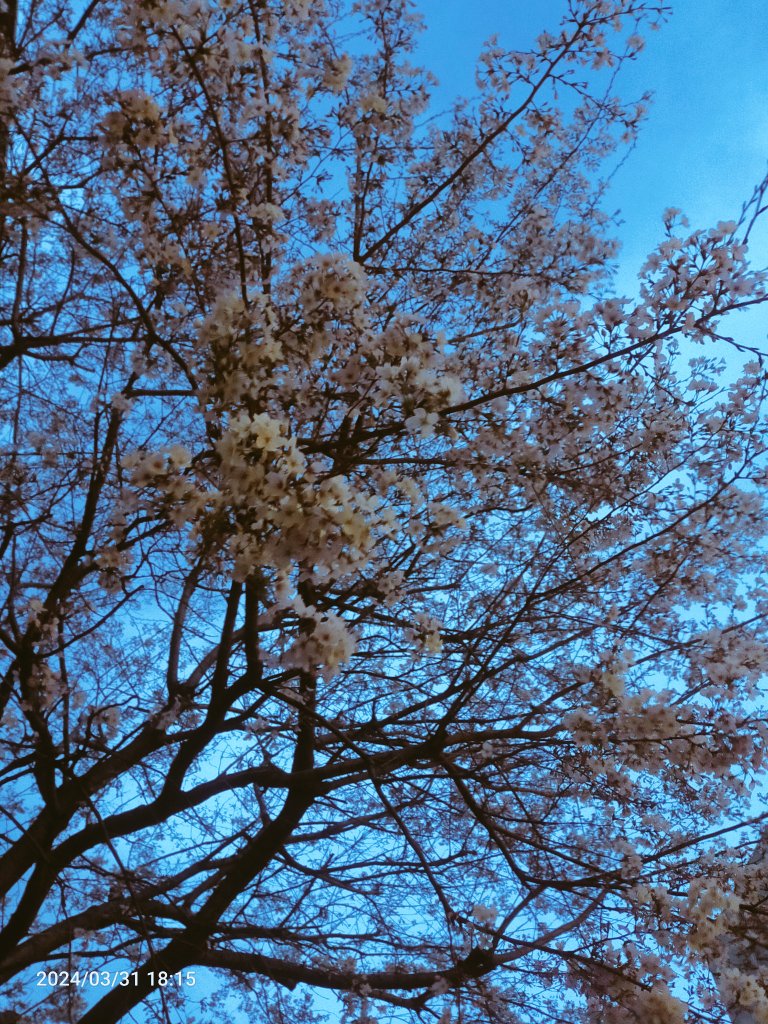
[1,0,767,1022]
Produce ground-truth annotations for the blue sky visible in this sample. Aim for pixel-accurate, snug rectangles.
[415,0,768,306]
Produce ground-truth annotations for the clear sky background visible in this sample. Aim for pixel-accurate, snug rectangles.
[414,0,768,326]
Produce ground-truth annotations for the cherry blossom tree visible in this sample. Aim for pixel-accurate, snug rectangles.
[1,0,768,1022]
